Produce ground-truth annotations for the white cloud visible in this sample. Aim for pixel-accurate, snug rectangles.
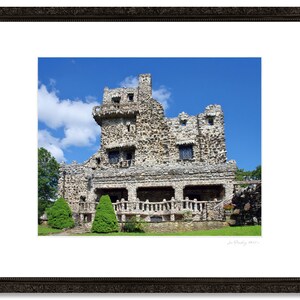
[85,95,98,103]
[38,130,66,162]
[119,76,171,110]
[49,78,56,88]
[38,75,171,161]
[152,86,171,110]
[119,76,139,88]
[38,84,100,161]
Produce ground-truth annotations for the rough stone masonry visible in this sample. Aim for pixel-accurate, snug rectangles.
[58,74,237,225]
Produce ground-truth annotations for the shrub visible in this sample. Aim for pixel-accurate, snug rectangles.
[223,203,234,211]
[123,216,145,233]
[47,198,74,229]
[91,195,119,233]
[182,210,193,221]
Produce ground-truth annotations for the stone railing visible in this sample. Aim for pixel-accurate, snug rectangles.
[119,159,135,168]
[112,198,222,215]
[69,197,224,222]
[68,201,97,212]
[93,103,139,118]
[69,198,222,213]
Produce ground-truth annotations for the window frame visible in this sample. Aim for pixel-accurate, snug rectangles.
[178,144,194,160]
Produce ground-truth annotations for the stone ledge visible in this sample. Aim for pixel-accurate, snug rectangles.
[144,221,228,233]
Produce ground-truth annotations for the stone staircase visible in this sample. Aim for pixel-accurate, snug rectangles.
[52,224,91,236]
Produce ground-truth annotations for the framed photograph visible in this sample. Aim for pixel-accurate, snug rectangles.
[0,6,300,294]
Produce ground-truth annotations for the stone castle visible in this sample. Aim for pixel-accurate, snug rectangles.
[58,74,237,225]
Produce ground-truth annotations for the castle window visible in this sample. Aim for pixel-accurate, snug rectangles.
[126,152,133,160]
[108,150,120,164]
[127,93,134,101]
[180,120,187,126]
[87,178,92,191]
[95,157,100,165]
[125,150,134,166]
[111,96,121,103]
[207,117,214,125]
[179,145,193,160]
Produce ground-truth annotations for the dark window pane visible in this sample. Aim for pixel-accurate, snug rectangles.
[112,96,121,103]
[128,93,134,101]
[179,145,193,160]
[208,117,214,125]
[108,151,120,164]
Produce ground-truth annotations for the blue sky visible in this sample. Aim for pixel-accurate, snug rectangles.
[38,58,261,171]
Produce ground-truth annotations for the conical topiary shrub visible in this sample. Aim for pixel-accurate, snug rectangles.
[92,195,119,233]
[46,197,75,229]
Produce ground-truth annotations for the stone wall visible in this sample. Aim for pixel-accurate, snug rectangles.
[198,105,227,163]
[144,221,228,233]
[91,74,228,169]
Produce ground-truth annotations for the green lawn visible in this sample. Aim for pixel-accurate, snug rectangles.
[77,225,261,236]
[38,224,261,236]
[38,225,63,236]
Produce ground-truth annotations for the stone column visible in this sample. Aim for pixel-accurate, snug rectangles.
[223,182,234,204]
[174,183,184,201]
[127,185,137,202]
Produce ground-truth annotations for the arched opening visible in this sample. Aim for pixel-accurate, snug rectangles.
[94,188,128,203]
[137,186,174,202]
[183,185,224,201]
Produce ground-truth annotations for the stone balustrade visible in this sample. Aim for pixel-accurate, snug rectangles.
[112,197,220,214]
[70,198,221,214]
[69,197,224,222]
[68,201,97,212]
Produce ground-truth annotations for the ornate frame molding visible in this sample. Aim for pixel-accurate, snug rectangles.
[0,6,299,293]
[0,7,300,21]
[1,277,300,293]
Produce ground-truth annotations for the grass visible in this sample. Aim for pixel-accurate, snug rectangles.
[38,225,63,236]
[77,225,261,236]
[38,224,261,236]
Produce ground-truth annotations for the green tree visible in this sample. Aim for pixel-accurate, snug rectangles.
[38,147,60,220]
[235,168,252,181]
[251,165,261,180]
[92,195,119,233]
[47,197,74,229]
[235,165,261,181]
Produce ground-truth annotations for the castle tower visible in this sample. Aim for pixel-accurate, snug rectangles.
[138,73,152,100]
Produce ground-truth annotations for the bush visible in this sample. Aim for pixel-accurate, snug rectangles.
[46,198,74,229]
[91,195,119,233]
[223,203,234,211]
[182,210,193,221]
[123,216,145,233]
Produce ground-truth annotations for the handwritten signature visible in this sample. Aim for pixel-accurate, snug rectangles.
[227,240,260,246]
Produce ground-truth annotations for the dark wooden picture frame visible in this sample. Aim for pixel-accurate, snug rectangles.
[0,7,300,21]
[0,6,299,294]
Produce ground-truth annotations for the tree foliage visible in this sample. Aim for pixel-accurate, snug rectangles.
[123,216,145,233]
[47,197,74,229]
[38,147,60,220]
[92,195,119,233]
[235,165,261,181]
[251,165,261,180]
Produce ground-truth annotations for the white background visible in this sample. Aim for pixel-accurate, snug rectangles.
[1,2,300,298]
[1,0,300,6]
